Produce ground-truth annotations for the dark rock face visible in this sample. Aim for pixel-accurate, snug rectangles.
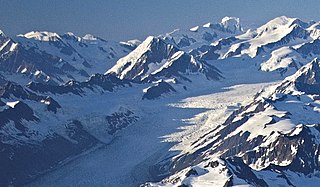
[85,74,132,92]
[185,168,199,177]
[224,146,320,187]
[27,80,85,95]
[108,37,223,83]
[200,46,220,60]
[0,77,134,186]
[189,45,211,57]
[226,157,269,187]
[216,37,238,46]
[0,120,100,186]
[142,80,176,100]
[294,59,320,94]
[0,98,5,106]
[106,108,139,135]
[0,101,39,131]
[111,37,180,81]
[0,81,61,113]
[190,37,237,61]
[202,31,217,42]
[28,74,131,95]
[177,35,197,48]
[153,115,320,186]
[275,58,320,95]
[149,52,222,82]
[209,22,242,34]
[0,43,86,84]
[45,96,62,113]
[0,30,136,86]
[224,43,247,58]
[1,81,43,100]
[296,39,320,57]
[46,36,77,56]
[242,125,320,175]
[151,59,320,184]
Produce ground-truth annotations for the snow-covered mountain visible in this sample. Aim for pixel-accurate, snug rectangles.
[184,16,320,76]
[0,30,137,85]
[16,31,137,74]
[2,15,320,187]
[222,16,312,58]
[259,38,320,75]
[162,17,243,50]
[0,72,138,186]
[145,58,320,187]
[107,36,222,83]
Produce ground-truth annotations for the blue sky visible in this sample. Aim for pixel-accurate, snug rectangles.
[0,0,319,41]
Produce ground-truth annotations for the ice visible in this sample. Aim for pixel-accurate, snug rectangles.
[27,55,283,187]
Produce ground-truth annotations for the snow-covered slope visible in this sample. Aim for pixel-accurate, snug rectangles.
[223,16,312,58]
[0,30,136,85]
[183,16,320,77]
[145,155,320,187]
[260,38,320,74]
[17,31,136,74]
[146,58,320,186]
[0,74,136,186]
[161,16,243,51]
[107,36,222,83]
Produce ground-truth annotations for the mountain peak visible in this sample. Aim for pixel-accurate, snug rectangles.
[106,35,221,81]
[308,21,320,30]
[257,16,308,33]
[126,36,166,56]
[19,31,61,41]
[220,16,242,32]
[23,31,59,39]
[106,36,178,80]
[0,29,9,40]
[82,34,97,41]
[60,32,80,41]
[258,16,295,30]
[276,58,320,94]
[272,15,296,23]
[288,58,320,81]
[63,32,77,38]
[143,36,161,45]
[121,39,141,47]
[203,16,242,34]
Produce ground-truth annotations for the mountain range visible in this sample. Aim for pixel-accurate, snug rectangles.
[1,16,320,186]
